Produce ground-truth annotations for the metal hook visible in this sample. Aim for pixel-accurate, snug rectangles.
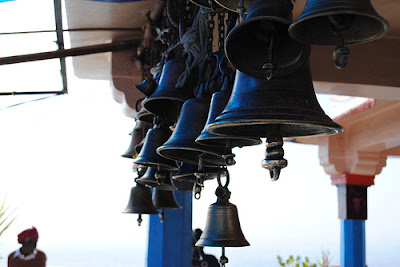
[217,169,230,188]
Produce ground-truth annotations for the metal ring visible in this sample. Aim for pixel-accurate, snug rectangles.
[217,169,229,188]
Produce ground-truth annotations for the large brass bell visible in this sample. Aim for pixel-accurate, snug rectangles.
[136,167,177,191]
[207,63,342,180]
[142,59,197,122]
[123,181,158,226]
[289,0,389,69]
[225,0,310,80]
[157,97,226,167]
[196,171,249,266]
[207,63,342,138]
[121,120,152,159]
[152,188,182,222]
[134,124,179,172]
[196,75,262,165]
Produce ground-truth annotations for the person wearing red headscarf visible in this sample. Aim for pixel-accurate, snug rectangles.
[8,227,46,267]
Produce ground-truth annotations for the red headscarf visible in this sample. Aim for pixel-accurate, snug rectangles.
[17,227,39,243]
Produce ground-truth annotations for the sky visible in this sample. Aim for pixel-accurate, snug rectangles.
[0,1,399,267]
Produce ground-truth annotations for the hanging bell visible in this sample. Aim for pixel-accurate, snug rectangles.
[136,167,177,191]
[135,78,158,97]
[142,59,197,122]
[123,182,159,226]
[134,125,179,172]
[157,97,226,167]
[196,171,249,266]
[152,188,182,222]
[135,106,156,124]
[207,63,342,180]
[196,75,262,165]
[225,0,310,80]
[207,63,342,138]
[289,0,389,69]
[121,120,152,159]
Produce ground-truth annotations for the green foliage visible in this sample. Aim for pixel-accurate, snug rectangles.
[277,255,317,267]
[277,251,333,267]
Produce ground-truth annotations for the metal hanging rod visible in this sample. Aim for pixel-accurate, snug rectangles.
[0,39,139,66]
[0,28,142,35]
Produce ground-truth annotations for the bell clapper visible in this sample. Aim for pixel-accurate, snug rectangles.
[155,168,166,185]
[222,140,236,166]
[159,209,165,223]
[328,15,352,69]
[219,247,229,267]
[194,155,206,200]
[262,33,275,80]
[332,34,349,69]
[261,124,288,181]
[222,152,236,166]
[137,214,143,226]
[193,183,202,200]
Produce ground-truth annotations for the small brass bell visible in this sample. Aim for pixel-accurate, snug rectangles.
[123,181,159,226]
[134,124,179,172]
[152,188,182,222]
[196,75,262,166]
[207,63,342,180]
[135,78,157,97]
[289,0,389,69]
[207,64,342,138]
[196,170,249,266]
[157,97,226,167]
[225,0,310,80]
[142,59,197,122]
[136,167,177,191]
[121,120,152,159]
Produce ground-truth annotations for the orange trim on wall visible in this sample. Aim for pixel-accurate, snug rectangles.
[331,173,375,186]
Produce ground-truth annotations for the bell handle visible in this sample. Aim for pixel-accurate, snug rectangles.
[217,168,230,188]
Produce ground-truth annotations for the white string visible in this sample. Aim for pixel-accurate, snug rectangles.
[167,9,209,88]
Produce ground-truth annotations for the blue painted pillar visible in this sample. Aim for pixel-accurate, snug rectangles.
[332,174,374,267]
[341,220,366,267]
[147,190,193,267]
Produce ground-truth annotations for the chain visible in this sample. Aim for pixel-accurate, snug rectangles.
[217,12,225,52]
[207,13,215,57]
